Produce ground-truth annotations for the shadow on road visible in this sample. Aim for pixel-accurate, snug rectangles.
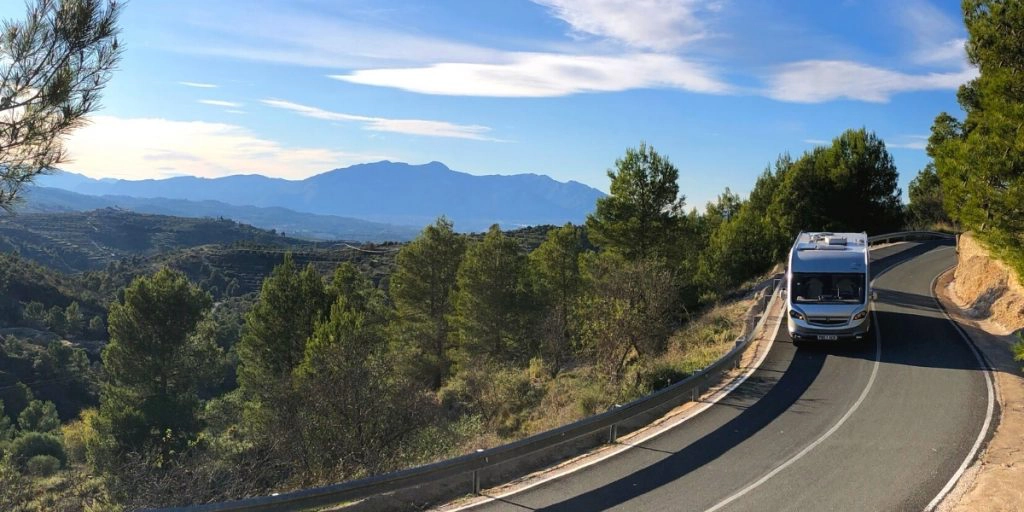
[509,239,977,511]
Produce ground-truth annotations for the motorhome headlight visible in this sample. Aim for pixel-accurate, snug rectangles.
[852,310,868,321]
[789,309,805,321]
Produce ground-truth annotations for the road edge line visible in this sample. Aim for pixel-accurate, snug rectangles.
[923,265,997,512]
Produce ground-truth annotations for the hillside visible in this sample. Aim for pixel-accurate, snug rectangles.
[36,161,606,231]
[21,186,421,242]
[0,209,306,273]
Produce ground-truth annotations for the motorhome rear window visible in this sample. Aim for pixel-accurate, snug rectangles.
[792,273,865,304]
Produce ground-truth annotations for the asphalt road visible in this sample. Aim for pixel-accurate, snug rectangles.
[469,241,992,512]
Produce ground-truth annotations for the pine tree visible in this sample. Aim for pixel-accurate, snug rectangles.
[98,268,217,460]
[452,225,534,364]
[529,223,584,372]
[0,0,122,211]
[390,217,466,388]
[586,142,685,261]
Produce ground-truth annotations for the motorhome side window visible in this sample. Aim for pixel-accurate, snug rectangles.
[792,273,865,304]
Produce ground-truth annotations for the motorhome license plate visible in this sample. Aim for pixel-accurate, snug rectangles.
[817,335,838,341]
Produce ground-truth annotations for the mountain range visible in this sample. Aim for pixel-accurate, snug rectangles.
[35,160,606,234]
[21,186,422,242]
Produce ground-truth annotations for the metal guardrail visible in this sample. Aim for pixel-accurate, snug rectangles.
[867,231,955,246]
[155,278,784,512]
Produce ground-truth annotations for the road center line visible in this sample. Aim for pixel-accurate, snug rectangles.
[703,246,918,512]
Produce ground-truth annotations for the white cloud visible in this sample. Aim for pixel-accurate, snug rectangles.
[178,81,217,88]
[199,99,243,108]
[176,8,501,69]
[804,139,829,145]
[63,116,384,180]
[260,99,500,141]
[332,52,730,97]
[767,60,976,103]
[888,135,929,150]
[898,0,967,66]
[531,0,715,51]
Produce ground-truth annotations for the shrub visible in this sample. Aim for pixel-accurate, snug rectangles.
[26,454,61,476]
[10,432,66,470]
[62,409,101,465]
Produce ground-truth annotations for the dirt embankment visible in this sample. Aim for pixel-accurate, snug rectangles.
[936,232,1024,512]
[950,232,1024,334]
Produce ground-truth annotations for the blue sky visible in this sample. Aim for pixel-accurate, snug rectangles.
[3,0,973,209]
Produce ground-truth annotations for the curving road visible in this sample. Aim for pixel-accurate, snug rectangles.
[464,241,992,512]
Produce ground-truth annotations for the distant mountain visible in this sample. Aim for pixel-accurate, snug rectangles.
[36,161,606,232]
[21,186,421,242]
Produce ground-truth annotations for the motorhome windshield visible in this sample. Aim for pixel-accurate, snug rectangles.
[792,272,865,304]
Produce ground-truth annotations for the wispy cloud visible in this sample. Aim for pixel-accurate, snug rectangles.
[766,60,976,103]
[803,138,829,145]
[887,134,929,150]
[64,116,384,180]
[332,52,730,97]
[897,0,967,66]
[224,109,246,115]
[260,99,501,141]
[531,0,717,51]
[174,8,501,69]
[199,99,243,108]
[178,81,217,88]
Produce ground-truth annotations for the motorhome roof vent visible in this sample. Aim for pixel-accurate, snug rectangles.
[824,236,847,246]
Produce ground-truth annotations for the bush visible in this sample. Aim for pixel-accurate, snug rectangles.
[10,432,66,471]
[61,409,101,465]
[26,454,60,476]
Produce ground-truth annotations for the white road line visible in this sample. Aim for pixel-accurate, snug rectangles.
[703,246,915,512]
[923,263,996,512]
[704,315,881,512]
[441,297,785,512]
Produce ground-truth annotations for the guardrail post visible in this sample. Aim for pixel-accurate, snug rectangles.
[472,469,481,494]
[608,423,618,443]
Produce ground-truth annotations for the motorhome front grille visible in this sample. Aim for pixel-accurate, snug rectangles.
[808,316,847,326]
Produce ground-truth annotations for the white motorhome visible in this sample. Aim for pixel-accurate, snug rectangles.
[786,232,872,345]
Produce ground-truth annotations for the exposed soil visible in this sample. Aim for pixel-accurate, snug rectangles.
[935,237,1024,512]
[951,233,1024,334]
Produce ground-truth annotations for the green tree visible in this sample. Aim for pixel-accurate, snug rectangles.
[390,217,466,388]
[292,266,421,478]
[0,401,14,442]
[452,225,535,364]
[22,301,45,326]
[236,254,329,413]
[98,268,217,462]
[770,129,903,239]
[235,254,330,476]
[88,314,105,336]
[0,0,122,211]
[529,223,585,373]
[575,252,677,381]
[929,1,1024,275]
[586,142,685,261]
[64,301,83,336]
[17,399,59,433]
[45,305,65,334]
[907,163,951,228]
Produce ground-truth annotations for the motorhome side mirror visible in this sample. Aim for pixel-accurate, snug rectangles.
[872,291,878,301]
